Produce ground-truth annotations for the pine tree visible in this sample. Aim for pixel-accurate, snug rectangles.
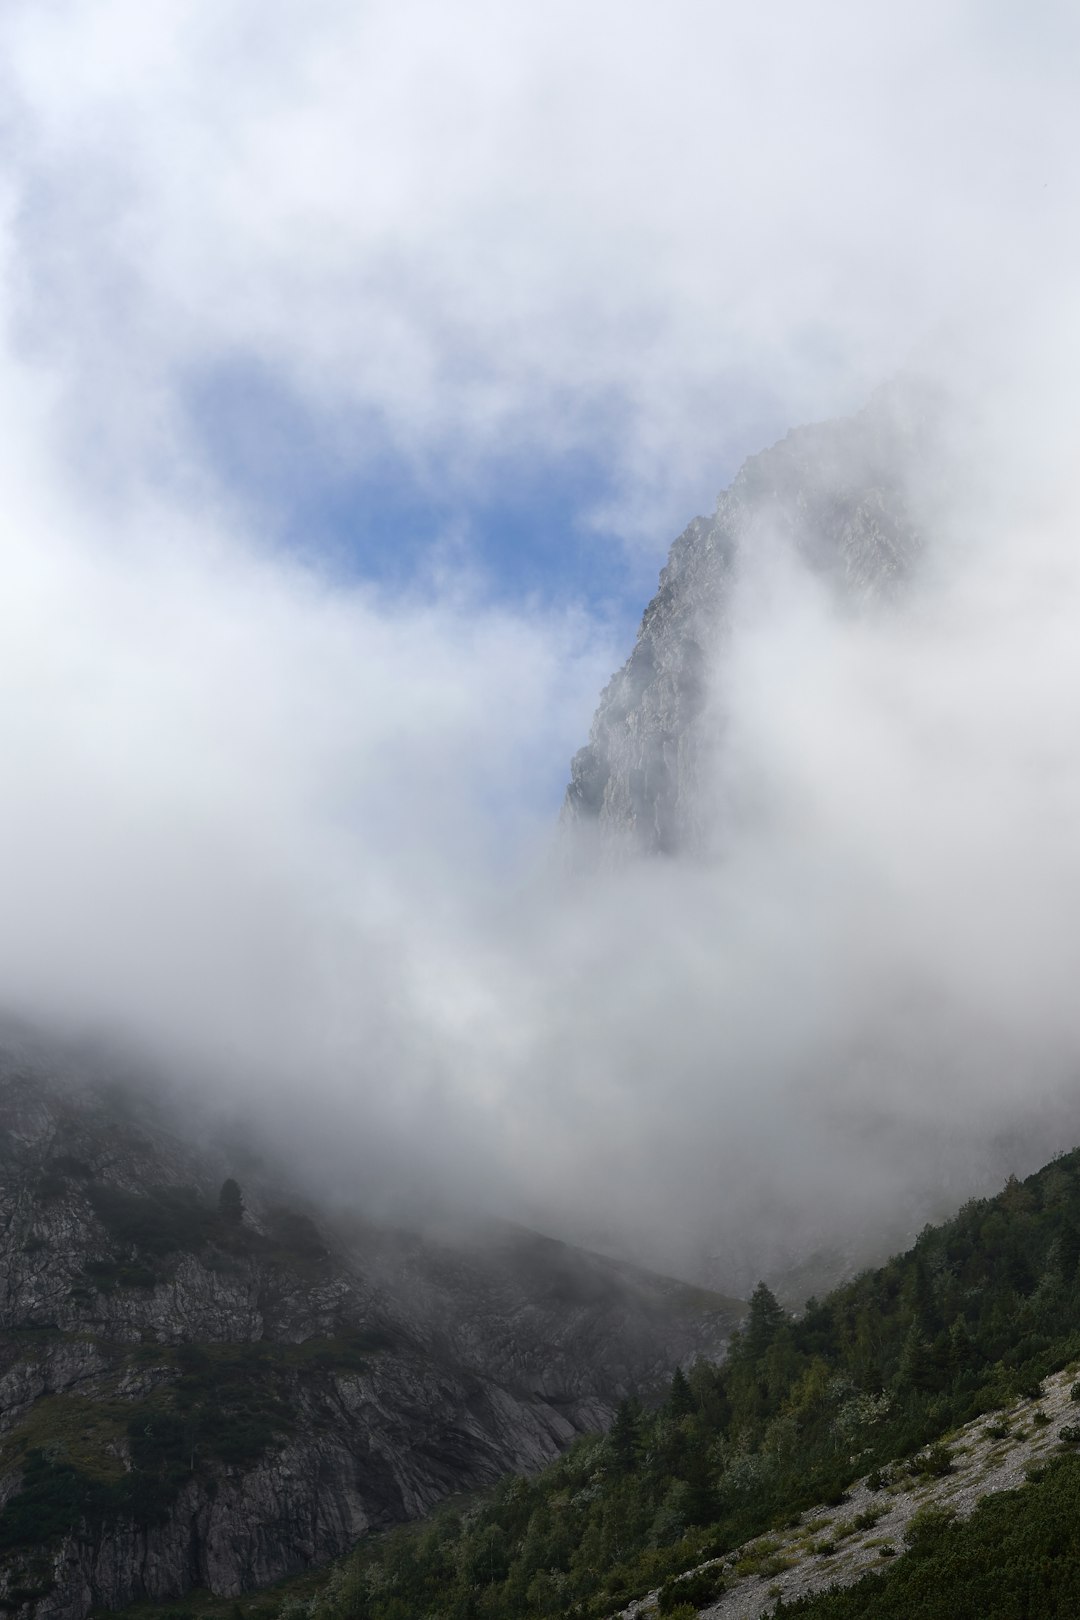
[218,1178,245,1226]
[668,1365,695,1418]
[608,1398,643,1475]
[947,1315,975,1374]
[743,1281,787,1361]
[904,1257,937,1334]
[1056,1218,1080,1284]
[896,1320,932,1393]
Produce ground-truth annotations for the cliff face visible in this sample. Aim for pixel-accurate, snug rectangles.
[0,1037,738,1620]
[564,383,934,856]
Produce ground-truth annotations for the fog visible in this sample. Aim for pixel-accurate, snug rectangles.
[2,2,1080,1290]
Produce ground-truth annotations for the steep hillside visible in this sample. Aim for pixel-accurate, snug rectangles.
[286,1141,1080,1620]
[0,1034,739,1620]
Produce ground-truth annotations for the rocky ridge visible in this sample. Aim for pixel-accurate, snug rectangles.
[563,382,935,856]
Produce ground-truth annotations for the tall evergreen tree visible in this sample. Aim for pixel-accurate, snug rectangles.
[667,1365,695,1418]
[218,1178,245,1226]
[896,1320,932,1393]
[743,1281,787,1360]
[608,1398,643,1475]
[1056,1217,1080,1284]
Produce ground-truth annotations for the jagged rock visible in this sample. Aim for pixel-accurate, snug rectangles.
[564,381,936,856]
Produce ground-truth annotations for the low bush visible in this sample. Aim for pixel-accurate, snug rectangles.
[658,1566,726,1611]
[913,1444,953,1478]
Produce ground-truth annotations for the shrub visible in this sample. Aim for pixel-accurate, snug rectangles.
[913,1444,953,1477]
[83,1260,157,1291]
[87,1184,215,1256]
[903,1504,956,1554]
[658,1567,725,1611]
[266,1208,328,1260]
[0,1451,130,1549]
[759,1554,797,1578]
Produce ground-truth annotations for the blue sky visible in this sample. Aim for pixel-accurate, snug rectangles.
[186,354,656,640]
[13,0,1048,644]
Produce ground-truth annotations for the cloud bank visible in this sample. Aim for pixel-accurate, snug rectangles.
[1,3,1080,1287]
[4,0,1079,533]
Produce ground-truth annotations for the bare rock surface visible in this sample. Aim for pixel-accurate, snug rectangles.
[564,382,936,858]
[0,1033,740,1620]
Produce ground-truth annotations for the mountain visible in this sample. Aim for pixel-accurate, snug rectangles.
[564,381,935,856]
[292,1141,1080,1620]
[0,1035,739,1620]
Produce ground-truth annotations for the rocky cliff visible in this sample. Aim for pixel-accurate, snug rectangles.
[0,1033,739,1620]
[564,382,936,855]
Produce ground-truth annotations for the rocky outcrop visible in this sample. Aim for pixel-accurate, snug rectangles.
[0,1034,739,1620]
[564,381,936,856]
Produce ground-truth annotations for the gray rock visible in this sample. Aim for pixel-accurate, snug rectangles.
[564,380,937,856]
[0,1036,739,1619]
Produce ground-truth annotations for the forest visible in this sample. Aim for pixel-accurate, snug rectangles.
[287,1150,1080,1620]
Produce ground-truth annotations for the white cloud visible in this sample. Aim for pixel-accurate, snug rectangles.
[4,1,1080,533]
[1,2,1080,1287]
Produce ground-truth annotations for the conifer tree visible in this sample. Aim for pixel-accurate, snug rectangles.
[896,1320,932,1393]
[668,1365,695,1418]
[218,1178,245,1226]
[743,1281,787,1360]
[1056,1217,1080,1284]
[608,1397,643,1474]
[947,1315,975,1374]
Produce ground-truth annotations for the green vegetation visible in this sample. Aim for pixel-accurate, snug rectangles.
[0,1345,291,1549]
[0,1394,131,1483]
[0,1331,389,1552]
[100,1570,332,1620]
[776,1453,1080,1617]
[59,1175,340,1300]
[284,1148,1080,1620]
[657,1563,726,1611]
[87,1184,220,1256]
[14,1145,1080,1617]
[218,1178,245,1226]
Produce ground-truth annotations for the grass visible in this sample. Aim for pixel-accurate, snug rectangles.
[0,1394,134,1483]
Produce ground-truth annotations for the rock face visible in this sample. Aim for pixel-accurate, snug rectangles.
[0,1035,739,1620]
[564,382,934,856]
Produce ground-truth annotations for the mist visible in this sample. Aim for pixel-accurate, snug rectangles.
[2,2,1080,1290]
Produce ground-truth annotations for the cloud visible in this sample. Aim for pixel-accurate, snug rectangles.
[0,361,616,1125]
[1,2,1080,1291]
[4,1,1080,536]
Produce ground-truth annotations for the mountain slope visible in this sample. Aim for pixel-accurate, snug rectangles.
[0,1034,739,1620]
[626,1366,1080,1618]
[287,1141,1080,1620]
